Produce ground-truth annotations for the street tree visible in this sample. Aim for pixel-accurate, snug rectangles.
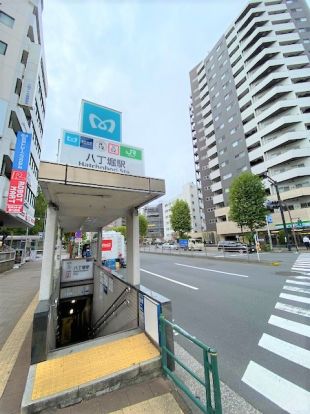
[229,172,267,238]
[139,215,148,240]
[170,199,191,238]
[29,188,47,235]
[111,225,127,239]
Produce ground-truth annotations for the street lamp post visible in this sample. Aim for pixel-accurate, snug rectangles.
[263,173,291,251]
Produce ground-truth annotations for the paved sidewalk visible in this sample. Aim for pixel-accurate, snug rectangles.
[0,260,261,414]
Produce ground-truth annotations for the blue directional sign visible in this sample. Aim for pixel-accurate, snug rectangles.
[266,215,273,224]
[179,239,189,248]
[80,100,122,142]
[13,132,32,171]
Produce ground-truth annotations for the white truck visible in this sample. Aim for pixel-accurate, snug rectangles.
[187,238,204,251]
[101,231,126,268]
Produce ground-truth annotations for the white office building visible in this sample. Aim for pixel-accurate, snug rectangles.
[0,0,47,227]
[190,0,310,237]
[163,182,205,240]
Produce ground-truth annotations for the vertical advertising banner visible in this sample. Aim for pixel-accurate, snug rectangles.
[6,132,32,214]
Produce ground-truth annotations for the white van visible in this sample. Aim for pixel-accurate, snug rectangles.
[188,238,204,251]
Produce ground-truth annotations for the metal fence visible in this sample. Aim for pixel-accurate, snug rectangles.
[160,315,222,414]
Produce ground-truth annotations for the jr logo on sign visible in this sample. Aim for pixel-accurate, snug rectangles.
[81,101,122,142]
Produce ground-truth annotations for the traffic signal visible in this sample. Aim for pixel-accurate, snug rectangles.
[265,200,280,210]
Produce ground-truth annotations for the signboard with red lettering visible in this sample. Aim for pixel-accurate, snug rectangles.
[102,239,113,251]
[6,132,32,214]
[6,170,27,213]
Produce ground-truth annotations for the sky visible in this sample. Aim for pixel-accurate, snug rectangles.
[41,0,248,202]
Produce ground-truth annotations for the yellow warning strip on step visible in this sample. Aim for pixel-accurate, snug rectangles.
[32,332,160,400]
[0,292,39,398]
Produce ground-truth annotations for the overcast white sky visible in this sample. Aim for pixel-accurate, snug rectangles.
[42,0,247,201]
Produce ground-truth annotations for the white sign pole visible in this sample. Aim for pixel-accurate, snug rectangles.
[266,216,273,251]
[255,232,260,262]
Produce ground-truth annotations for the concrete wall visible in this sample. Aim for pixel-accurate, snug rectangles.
[92,266,139,337]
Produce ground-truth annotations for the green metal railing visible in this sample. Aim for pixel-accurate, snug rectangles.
[159,315,222,414]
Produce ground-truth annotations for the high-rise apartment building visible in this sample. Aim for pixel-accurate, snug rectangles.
[0,0,47,227]
[190,0,310,238]
[163,183,205,240]
[141,203,164,239]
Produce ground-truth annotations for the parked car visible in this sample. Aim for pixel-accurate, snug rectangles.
[217,241,255,253]
[162,243,178,250]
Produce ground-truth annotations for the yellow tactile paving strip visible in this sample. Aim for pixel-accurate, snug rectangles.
[32,332,160,400]
[0,292,39,398]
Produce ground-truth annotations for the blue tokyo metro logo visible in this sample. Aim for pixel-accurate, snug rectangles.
[81,101,122,142]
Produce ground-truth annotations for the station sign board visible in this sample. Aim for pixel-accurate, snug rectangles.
[61,259,93,283]
[59,129,144,176]
[80,100,122,142]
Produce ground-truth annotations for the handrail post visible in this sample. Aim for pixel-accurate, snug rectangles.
[203,349,212,413]
[210,352,222,414]
[159,316,168,373]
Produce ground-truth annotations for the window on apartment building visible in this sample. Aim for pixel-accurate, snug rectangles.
[221,73,226,80]
[214,115,219,122]
[15,78,22,96]
[226,104,232,111]
[223,173,232,180]
[220,123,224,129]
[215,91,219,98]
[0,11,14,28]
[216,102,221,108]
[235,151,245,159]
[219,147,227,155]
[232,139,239,147]
[0,40,7,55]
[230,126,238,135]
[228,115,234,123]
[297,17,307,22]
[224,92,231,101]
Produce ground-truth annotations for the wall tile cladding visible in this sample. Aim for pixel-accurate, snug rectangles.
[203,36,250,205]
[286,0,310,59]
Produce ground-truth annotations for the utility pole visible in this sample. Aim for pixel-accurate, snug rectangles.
[263,173,291,251]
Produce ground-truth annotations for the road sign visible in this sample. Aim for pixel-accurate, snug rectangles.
[80,100,122,142]
[266,215,273,224]
[179,239,189,248]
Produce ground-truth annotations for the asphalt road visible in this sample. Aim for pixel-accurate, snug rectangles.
[139,252,310,414]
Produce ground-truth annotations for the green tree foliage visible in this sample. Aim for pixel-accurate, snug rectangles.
[29,188,47,235]
[229,172,267,234]
[111,226,127,238]
[170,199,191,238]
[139,214,148,238]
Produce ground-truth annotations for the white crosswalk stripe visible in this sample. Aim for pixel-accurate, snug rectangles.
[242,254,310,412]
[242,362,310,414]
[283,285,310,294]
[286,280,310,286]
[275,302,310,318]
[268,315,310,338]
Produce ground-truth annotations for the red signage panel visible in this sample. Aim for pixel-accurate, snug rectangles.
[6,169,27,213]
[102,239,113,251]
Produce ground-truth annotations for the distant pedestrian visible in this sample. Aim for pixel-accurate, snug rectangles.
[303,235,310,250]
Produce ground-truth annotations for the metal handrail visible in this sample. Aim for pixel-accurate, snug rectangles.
[160,315,222,414]
[92,298,129,335]
[92,287,130,332]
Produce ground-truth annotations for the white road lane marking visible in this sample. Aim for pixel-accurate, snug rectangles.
[258,333,310,369]
[280,293,310,304]
[283,285,310,294]
[286,280,310,286]
[242,361,310,414]
[174,263,249,278]
[275,302,310,318]
[268,315,310,338]
[140,268,199,290]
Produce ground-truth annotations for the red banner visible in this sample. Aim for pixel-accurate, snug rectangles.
[102,239,112,251]
[6,170,27,213]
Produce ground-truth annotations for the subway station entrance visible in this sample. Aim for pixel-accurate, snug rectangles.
[21,161,175,413]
